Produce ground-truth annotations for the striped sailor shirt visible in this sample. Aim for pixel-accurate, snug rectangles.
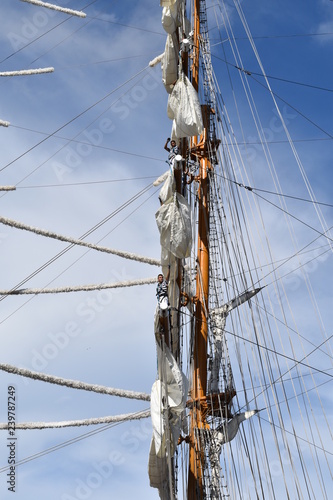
[156,279,168,301]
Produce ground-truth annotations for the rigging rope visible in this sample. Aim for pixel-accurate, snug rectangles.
[0,362,150,401]
[0,10,76,65]
[257,414,333,456]
[238,331,333,408]
[252,192,333,243]
[16,176,156,189]
[249,74,333,140]
[86,15,165,37]
[217,171,333,208]
[0,409,148,473]
[180,307,333,379]
[211,54,333,93]
[213,14,332,472]
[4,67,153,191]
[0,65,149,174]
[9,124,164,166]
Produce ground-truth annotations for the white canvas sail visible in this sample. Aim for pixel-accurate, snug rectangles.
[155,192,192,259]
[167,74,203,138]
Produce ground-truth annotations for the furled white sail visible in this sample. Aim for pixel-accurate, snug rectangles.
[210,309,228,394]
[162,34,178,94]
[148,437,170,497]
[160,0,177,7]
[210,288,262,393]
[207,411,259,496]
[149,342,188,496]
[150,378,184,458]
[159,167,175,204]
[155,192,192,259]
[167,74,203,138]
[215,410,259,445]
[161,2,179,34]
[150,380,169,457]
[153,169,170,186]
[160,247,178,281]
[156,343,188,418]
[149,53,165,68]
[181,264,194,309]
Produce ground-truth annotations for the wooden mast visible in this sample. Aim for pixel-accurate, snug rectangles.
[188,0,211,497]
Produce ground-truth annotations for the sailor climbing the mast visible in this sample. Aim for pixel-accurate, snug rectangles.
[164,137,179,165]
[156,265,170,316]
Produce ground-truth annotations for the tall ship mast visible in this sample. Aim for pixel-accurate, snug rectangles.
[150,1,262,497]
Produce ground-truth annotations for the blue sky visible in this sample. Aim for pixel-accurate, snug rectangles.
[0,1,332,499]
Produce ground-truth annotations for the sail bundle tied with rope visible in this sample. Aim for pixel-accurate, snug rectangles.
[155,192,192,259]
